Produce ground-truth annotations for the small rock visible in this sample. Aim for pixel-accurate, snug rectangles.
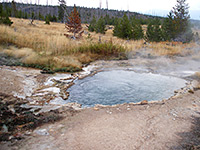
[106,110,112,114]
[8,107,16,114]
[61,91,69,100]
[10,146,18,150]
[57,106,70,113]
[192,80,200,90]
[174,90,178,93]
[188,89,194,94]
[93,107,99,111]
[67,82,74,88]
[2,124,8,133]
[13,132,24,139]
[66,103,82,110]
[62,77,74,80]
[193,104,197,107]
[49,129,54,133]
[34,129,49,136]
[140,100,148,105]
[9,136,14,140]
[25,131,32,135]
[116,108,120,111]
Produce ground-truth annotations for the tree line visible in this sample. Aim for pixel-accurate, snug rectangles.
[0,0,197,43]
[0,1,58,25]
[88,0,195,43]
[0,1,160,24]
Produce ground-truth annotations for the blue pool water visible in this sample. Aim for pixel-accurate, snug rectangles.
[67,70,186,107]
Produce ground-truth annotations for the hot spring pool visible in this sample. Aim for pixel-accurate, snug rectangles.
[67,70,186,107]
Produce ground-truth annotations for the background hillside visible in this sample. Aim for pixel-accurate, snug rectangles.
[0,2,163,24]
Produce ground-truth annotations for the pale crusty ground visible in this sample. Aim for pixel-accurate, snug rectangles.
[0,66,48,98]
[0,66,24,96]
[0,66,200,150]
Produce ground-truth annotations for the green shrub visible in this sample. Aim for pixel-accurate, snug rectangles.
[0,16,13,26]
[113,14,143,40]
[113,14,133,39]
[162,0,193,43]
[45,16,50,25]
[88,16,96,32]
[145,19,163,42]
[54,66,82,73]
[95,16,106,34]
[76,42,126,59]
[0,4,13,26]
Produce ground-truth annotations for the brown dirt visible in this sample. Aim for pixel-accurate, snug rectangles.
[0,67,24,96]
[0,66,48,97]
[1,91,199,150]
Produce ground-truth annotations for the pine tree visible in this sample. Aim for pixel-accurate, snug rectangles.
[113,17,121,37]
[65,5,83,38]
[145,19,162,42]
[154,20,163,42]
[24,12,28,19]
[58,0,67,23]
[173,0,189,34]
[47,14,52,22]
[145,21,154,42]
[11,0,17,17]
[51,15,58,22]
[5,6,12,17]
[104,14,111,25]
[131,17,144,40]
[162,12,176,41]
[88,15,96,32]
[31,12,35,24]
[120,14,133,39]
[162,0,193,42]
[0,4,3,16]
[38,12,44,20]
[113,14,133,39]
[133,24,144,40]
[58,6,64,22]
[17,10,22,18]
[45,15,50,24]
[0,4,13,26]
[95,16,106,34]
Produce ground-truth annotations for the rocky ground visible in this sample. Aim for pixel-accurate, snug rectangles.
[0,64,96,141]
[0,92,74,141]
[0,57,200,149]
[1,89,200,150]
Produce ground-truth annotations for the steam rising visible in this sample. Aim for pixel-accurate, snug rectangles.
[96,42,200,79]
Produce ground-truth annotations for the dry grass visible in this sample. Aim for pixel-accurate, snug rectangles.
[148,42,184,56]
[4,46,34,58]
[194,72,200,80]
[0,18,197,71]
[3,46,82,69]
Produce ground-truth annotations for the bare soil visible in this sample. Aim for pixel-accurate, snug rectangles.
[2,91,200,150]
[0,66,200,150]
[0,66,45,98]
